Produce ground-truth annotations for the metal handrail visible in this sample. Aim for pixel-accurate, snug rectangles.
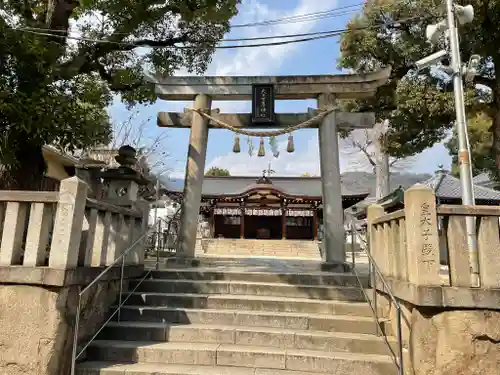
[156,207,182,270]
[345,212,404,375]
[70,213,180,375]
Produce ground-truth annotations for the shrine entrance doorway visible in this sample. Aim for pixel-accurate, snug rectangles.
[244,215,282,240]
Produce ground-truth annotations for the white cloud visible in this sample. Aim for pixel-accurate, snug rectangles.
[207,133,321,176]
[203,130,452,177]
[211,0,339,77]
[168,0,339,113]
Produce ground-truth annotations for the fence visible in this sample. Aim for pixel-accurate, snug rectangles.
[368,184,500,289]
[0,176,148,270]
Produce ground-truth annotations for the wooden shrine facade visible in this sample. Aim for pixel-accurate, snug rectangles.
[166,175,369,241]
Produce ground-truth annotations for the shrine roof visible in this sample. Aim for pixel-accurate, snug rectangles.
[162,175,371,198]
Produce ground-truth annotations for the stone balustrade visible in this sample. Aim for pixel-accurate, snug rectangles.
[368,184,500,298]
[368,184,500,375]
[0,176,148,271]
[0,147,153,375]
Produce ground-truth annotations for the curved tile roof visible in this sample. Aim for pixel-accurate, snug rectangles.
[160,175,371,198]
[160,172,436,199]
[423,172,500,201]
[200,176,369,197]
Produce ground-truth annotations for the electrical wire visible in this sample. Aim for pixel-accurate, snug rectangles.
[13,15,428,50]
[17,27,349,43]
[17,3,363,38]
[230,3,364,28]
[17,25,350,42]
[230,9,360,28]
[16,27,345,48]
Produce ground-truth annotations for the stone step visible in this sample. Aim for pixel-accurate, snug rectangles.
[99,321,395,356]
[198,247,320,252]
[76,362,381,375]
[122,292,368,313]
[162,257,351,273]
[197,251,320,258]
[76,362,256,375]
[129,279,366,301]
[85,341,397,374]
[148,269,368,287]
[117,307,386,335]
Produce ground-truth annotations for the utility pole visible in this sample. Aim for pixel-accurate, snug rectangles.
[445,0,479,286]
[418,3,480,286]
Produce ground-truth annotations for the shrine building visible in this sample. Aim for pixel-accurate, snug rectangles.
[165,174,369,242]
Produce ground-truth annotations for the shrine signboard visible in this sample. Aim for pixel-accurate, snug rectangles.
[252,84,275,124]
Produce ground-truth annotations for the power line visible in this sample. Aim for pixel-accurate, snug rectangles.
[14,15,428,50]
[230,9,360,28]
[224,29,343,41]
[230,3,364,28]
[17,3,364,38]
[18,8,362,40]
[16,27,345,48]
[17,27,350,43]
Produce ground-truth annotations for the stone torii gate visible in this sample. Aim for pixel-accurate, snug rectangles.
[153,68,391,264]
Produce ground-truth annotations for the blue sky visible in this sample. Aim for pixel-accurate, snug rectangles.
[108,0,451,179]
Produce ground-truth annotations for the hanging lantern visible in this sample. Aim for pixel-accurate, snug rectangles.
[287,134,295,153]
[257,137,265,157]
[232,135,241,153]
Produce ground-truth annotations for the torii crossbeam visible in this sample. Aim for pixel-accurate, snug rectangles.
[151,68,391,264]
[158,109,375,130]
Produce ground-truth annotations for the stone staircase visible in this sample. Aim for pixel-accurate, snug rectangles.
[195,239,322,260]
[77,258,398,375]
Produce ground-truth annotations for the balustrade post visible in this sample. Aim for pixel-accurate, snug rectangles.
[0,201,28,265]
[24,203,53,267]
[478,216,500,287]
[367,204,384,271]
[49,177,88,269]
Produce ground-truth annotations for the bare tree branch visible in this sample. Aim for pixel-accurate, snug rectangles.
[111,112,171,176]
[340,127,415,174]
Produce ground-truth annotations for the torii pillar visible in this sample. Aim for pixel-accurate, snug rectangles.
[178,94,212,259]
[317,93,344,263]
[153,68,391,262]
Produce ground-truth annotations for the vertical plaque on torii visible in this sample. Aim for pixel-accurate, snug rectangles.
[252,84,275,125]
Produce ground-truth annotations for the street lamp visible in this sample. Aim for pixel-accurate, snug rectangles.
[417,2,480,286]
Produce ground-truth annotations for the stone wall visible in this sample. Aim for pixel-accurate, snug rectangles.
[195,239,322,259]
[0,266,143,375]
[377,292,500,375]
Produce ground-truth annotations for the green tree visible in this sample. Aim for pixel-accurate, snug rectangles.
[446,111,496,178]
[0,0,239,189]
[338,0,485,163]
[205,167,231,177]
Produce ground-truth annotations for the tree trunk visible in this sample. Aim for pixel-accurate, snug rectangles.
[374,120,390,199]
[0,142,47,190]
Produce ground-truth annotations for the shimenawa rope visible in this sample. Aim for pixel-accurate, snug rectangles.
[189,108,333,137]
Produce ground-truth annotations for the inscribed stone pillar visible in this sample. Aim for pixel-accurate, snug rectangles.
[177,94,212,258]
[404,184,441,285]
[317,93,345,263]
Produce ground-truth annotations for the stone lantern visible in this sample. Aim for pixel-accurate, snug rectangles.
[100,145,150,203]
